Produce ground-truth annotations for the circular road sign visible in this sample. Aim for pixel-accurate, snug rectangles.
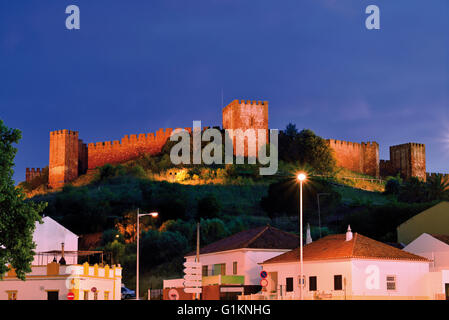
[260,279,268,287]
[260,270,268,279]
[168,288,180,300]
[91,287,97,293]
[67,292,75,300]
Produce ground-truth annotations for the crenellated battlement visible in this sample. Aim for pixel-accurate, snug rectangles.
[25,168,46,183]
[426,172,449,181]
[50,129,79,136]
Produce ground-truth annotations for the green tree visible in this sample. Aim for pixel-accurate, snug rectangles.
[197,194,221,220]
[278,126,336,174]
[0,120,47,280]
[427,175,449,201]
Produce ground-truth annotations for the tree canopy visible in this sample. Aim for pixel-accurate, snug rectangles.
[278,125,336,174]
[0,120,46,280]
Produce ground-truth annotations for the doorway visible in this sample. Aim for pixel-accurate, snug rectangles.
[47,291,59,300]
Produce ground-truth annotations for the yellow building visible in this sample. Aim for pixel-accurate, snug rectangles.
[397,201,449,245]
[0,262,122,300]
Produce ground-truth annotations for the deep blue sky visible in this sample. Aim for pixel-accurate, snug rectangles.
[1,0,448,183]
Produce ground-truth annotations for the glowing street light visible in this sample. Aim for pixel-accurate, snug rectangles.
[296,172,307,300]
[136,208,159,300]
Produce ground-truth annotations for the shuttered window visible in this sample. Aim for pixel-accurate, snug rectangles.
[309,276,317,291]
[334,275,343,290]
[386,275,396,291]
[286,277,294,292]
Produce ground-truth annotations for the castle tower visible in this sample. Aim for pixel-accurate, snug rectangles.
[49,130,80,188]
[389,143,426,181]
[222,99,268,157]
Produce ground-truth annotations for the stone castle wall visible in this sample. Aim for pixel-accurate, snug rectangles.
[87,128,175,169]
[25,168,45,183]
[27,98,435,188]
[327,139,380,177]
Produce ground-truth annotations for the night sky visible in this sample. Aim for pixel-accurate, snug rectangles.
[1,0,448,183]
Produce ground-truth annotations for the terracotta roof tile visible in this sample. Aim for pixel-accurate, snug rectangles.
[263,233,429,264]
[185,225,298,256]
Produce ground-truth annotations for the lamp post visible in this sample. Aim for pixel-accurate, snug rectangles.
[316,193,330,239]
[297,173,306,300]
[136,208,158,300]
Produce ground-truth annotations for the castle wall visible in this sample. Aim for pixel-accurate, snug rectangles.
[222,100,269,157]
[426,172,449,184]
[87,128,174,169]
[327,139,380,177]
[49,130,79,188]
[26,168,45,183]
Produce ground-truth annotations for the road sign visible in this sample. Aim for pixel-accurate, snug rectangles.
[184,287,202,294]
[260,279,268,287]
[67,292,75,300]
[168,289,179,300]
[183,261,202,269]
[183,280,203,287]
[184,267,202,275]
[260,270,268,279]
[184,274,202,281]
[91,287,97,293]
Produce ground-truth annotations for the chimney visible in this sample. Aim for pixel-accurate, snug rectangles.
[59,242,66,265]
[306,223,313,244]
[346,225,353,241]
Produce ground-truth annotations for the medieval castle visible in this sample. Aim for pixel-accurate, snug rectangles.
[26,99,444,188]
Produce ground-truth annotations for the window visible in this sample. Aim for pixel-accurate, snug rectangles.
[47,291,59,300]
[213,263,226,275]
[84,291,89,300]
[286,277,294,292]
[94,292,98,300]
[104,292,109,300]
[309,276,317,291]
[334,275,343,291]
[386,275,396,291]
[233,262,238,275]
[202,265,208,276]
[7,291,17,300]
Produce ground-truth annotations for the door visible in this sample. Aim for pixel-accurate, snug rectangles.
[47,291,59,300]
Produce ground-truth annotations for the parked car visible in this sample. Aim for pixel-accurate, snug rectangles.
[121,286,136,300]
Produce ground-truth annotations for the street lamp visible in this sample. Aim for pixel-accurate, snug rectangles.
[136,208,158,300]
[297,173,306,300]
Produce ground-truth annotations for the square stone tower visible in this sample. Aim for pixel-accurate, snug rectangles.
[222,99,268,157]
[49,130,82,188]
[389,143,426,181]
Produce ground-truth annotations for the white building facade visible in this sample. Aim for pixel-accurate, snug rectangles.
[0,262,122,300]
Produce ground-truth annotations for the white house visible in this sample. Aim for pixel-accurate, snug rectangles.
[184,225,298,285]
[33,216,79,265]
[248,227,433,300]
[403,233,449,299]
[163,225,298,299]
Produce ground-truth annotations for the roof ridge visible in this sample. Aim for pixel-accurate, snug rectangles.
[351,232,358,257]
[242,225,270,248]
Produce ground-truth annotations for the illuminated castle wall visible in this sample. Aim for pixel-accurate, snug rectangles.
[26,98,432,188]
